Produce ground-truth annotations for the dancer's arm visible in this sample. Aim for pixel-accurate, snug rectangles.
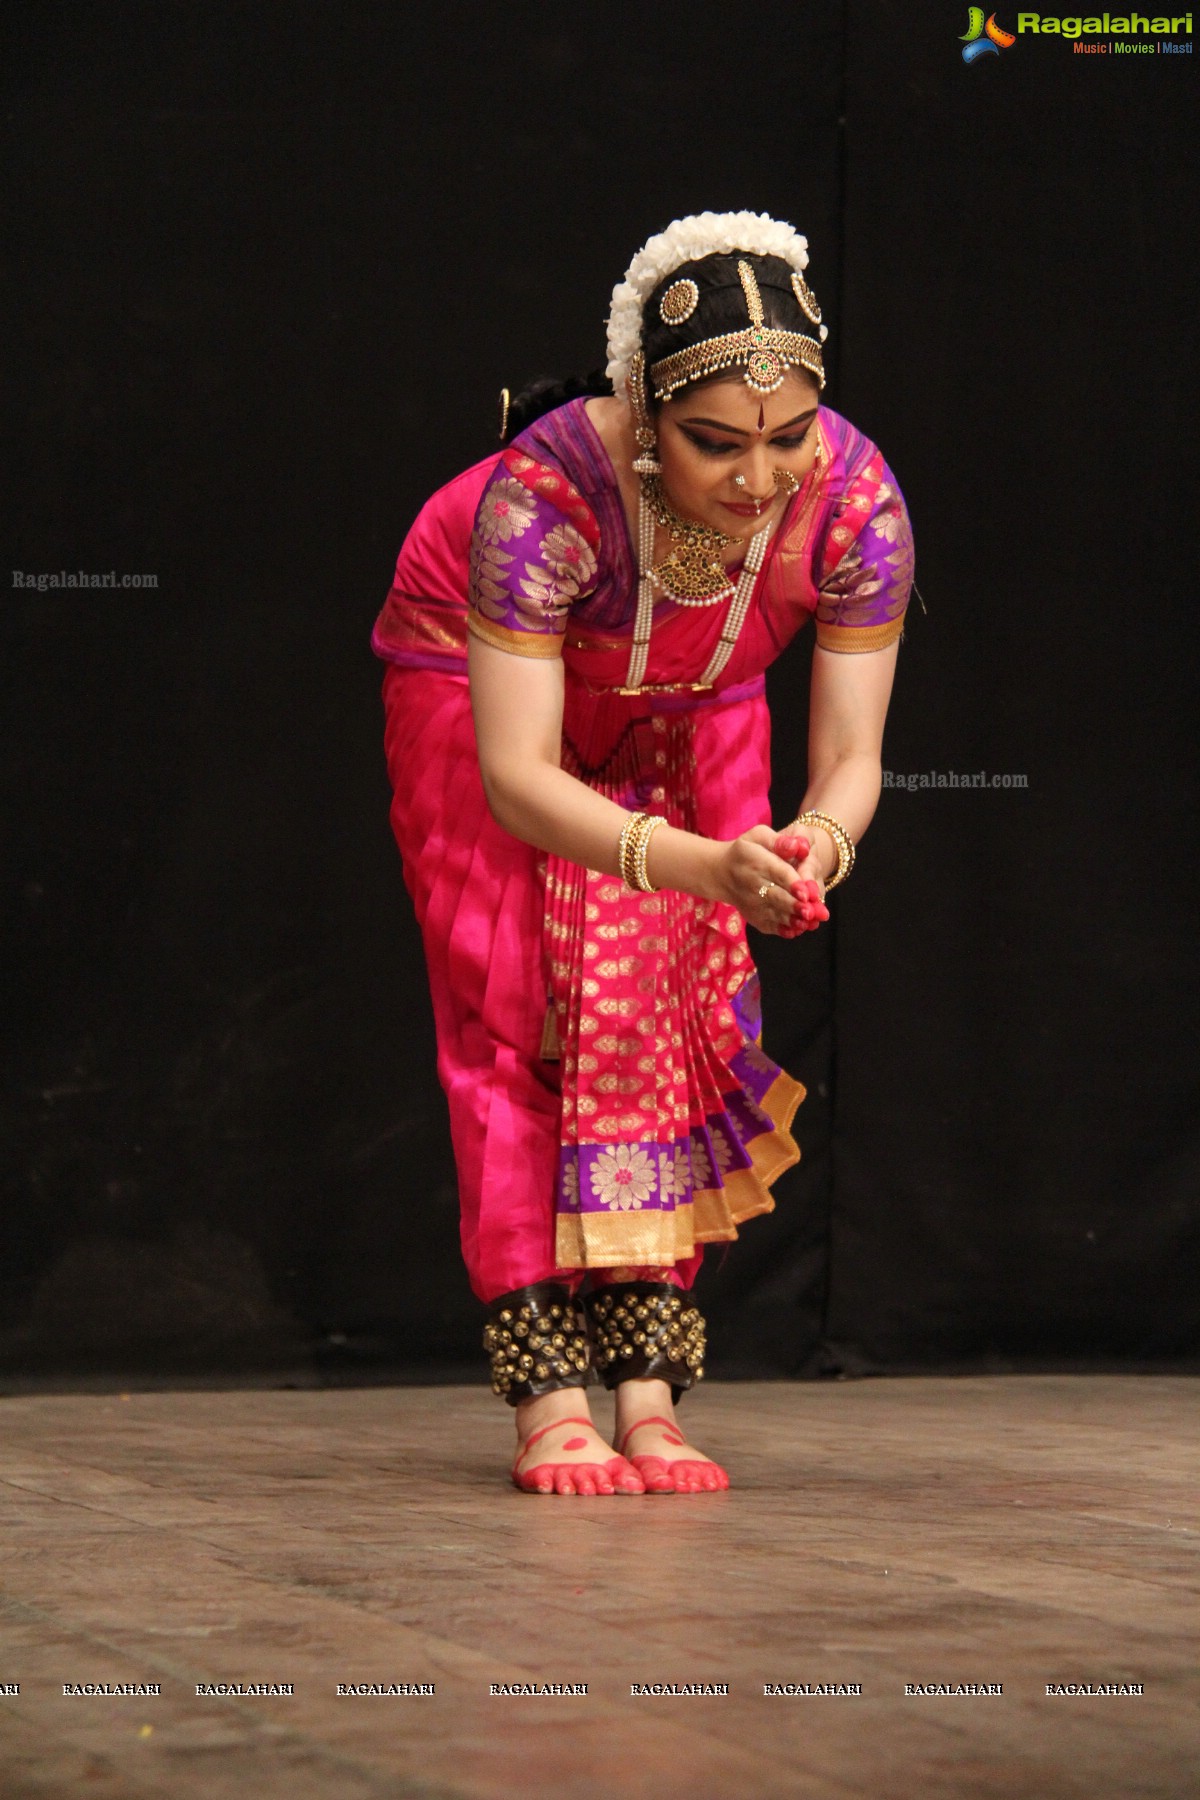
[790,640,900,876]
[467,635,804,928]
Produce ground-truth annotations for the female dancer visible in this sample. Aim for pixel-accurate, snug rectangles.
[372,212,913,1496]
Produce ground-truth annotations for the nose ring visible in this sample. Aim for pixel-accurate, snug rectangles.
[733,474,747,489]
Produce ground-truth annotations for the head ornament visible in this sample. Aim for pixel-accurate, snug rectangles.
[605,210,830,398]
[648,259,824,400]
[659,278,699,325]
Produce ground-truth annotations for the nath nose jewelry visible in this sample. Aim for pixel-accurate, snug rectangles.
[733,472,766,514]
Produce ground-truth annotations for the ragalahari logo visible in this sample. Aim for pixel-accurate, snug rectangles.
[961,7,1017,57]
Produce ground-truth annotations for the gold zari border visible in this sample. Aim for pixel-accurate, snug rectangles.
[554,1069,806,1269]
[814,613,906,654]
[467,611,565,659]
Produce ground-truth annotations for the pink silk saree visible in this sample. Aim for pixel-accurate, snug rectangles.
[374,399,913,1300]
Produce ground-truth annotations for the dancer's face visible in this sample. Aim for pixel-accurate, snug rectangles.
[654,368,822,540]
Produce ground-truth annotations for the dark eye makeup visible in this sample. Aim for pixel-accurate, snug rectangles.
[682,426,812,457]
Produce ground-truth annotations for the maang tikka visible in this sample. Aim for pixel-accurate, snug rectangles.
[648,258,825,401]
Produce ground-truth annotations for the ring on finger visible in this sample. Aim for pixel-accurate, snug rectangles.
[756,880,774,900]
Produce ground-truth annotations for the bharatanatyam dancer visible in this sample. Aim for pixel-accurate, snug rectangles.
[372,212,914,1495]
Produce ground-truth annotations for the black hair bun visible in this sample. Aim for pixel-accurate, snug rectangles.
[501,370,612,445]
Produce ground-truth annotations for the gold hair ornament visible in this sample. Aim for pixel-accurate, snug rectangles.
[659,278,699,324]
[790,271,822,327]
[649,259,825,400]
[498,387,510,441]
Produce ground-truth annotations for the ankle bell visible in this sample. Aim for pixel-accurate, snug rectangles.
[583,1282,706,1400]
[482,1282,592,1407]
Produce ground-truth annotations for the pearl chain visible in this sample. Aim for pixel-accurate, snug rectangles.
[624,490,773,693]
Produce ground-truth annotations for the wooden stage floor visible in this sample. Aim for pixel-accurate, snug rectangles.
[0,1375,1195,1799]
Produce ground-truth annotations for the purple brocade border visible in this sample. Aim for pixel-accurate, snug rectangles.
[556,971,783,1222]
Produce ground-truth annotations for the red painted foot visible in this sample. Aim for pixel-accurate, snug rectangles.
[617,1416,731,1494]
[511,1417,646,1496]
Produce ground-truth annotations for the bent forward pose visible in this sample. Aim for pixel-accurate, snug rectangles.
[372,211,913,1494]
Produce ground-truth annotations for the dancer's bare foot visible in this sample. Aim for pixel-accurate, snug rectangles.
[613,1378,730,1494]
[512,1389,645,1495]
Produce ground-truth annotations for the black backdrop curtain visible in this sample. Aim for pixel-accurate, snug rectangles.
[2,2,1195,1385]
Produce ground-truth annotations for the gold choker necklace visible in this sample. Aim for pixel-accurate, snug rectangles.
[639,472,741,603]
[624,484,775,693]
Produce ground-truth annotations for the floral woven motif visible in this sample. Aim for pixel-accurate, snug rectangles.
[467,448,602,653]
[547,706,803,1268]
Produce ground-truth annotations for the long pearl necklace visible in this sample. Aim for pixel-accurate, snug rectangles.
[623,488,773,693]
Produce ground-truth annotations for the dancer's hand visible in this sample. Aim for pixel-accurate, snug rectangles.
[774,832,830,937]
[710,826,807,936]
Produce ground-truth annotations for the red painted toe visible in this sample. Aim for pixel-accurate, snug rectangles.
[628,1454,678,1494]
[515,1453,647,1496]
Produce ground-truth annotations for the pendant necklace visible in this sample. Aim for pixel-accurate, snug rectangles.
[623,475,773,694]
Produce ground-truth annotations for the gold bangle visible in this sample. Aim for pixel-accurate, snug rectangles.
[626,815,651,890]
[789,809,856,891]
[632,815,666,893]
[618,812,647,889]
[618,811,666,893]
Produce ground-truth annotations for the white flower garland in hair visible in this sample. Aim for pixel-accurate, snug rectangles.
[605,210,829,392]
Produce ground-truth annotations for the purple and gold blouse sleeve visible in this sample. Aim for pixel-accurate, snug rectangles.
[466,447,602,659]
[814,453,915,653]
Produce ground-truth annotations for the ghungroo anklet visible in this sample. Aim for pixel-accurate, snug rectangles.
[483,1282,591,1406]
[584,1282,706,1400]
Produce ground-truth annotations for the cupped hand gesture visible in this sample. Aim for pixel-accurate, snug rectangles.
[713,826,830,938]
[773,830,829,938]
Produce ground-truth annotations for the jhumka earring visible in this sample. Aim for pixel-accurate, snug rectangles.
[627,353,661,476]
